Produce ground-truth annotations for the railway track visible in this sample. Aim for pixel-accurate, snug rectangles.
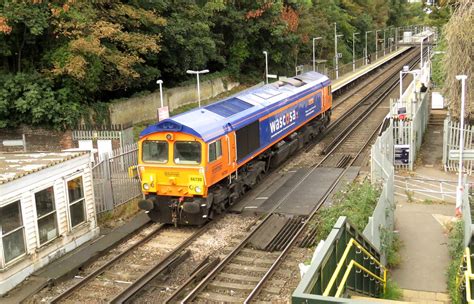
[164,49,423,304]
[49,224,208,303]
[38,49,422,304]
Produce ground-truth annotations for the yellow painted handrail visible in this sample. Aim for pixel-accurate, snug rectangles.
[463,247,474,304]
[323,238,387,297]
[334,260,386,297]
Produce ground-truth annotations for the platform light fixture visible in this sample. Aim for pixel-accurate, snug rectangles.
[156,79,164,108]
[312,37,322,72]
[263,51,269,84]
[186,69,209,108]
[399,66,420,102]
[352,32,359,72]
[365,31,372,65]
[455,74,468,217]
[334,23,343,79]
[375,30,381,61]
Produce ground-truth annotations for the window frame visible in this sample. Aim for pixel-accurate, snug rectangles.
[141,140,169,164]
[208,139,223,163]
[65,175,87,230]
[0,199,27,268]
[173,141,202,165]
[33,185,59,247]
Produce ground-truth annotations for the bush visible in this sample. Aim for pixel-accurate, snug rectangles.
[314,180,380,240]
[447,219,464,304]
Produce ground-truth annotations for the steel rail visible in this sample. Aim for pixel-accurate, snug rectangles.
[321,56,419,157]
[180,50,424,304]
[244,51,426,303]
[50,223,165,303]
[303,48,418,154]
[244,115,384,303]
[321,50,420,155]
[179,58,407,302]
[109,224,209,303]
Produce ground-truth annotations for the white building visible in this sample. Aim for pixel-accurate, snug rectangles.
[0,152,99,295]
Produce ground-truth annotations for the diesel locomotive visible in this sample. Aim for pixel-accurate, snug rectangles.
[135,71,332,225]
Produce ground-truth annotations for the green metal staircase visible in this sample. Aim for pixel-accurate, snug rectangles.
[292,217,387,303]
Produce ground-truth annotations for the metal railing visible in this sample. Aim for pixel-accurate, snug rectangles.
[443,118,474,175]
[322,238,387,298]
[92,143,141,213]
[292,217,385,303]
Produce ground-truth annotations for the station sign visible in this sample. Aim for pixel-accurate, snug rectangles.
[157,106,169,121]
[394,144,410,165]
[449,150,474,161]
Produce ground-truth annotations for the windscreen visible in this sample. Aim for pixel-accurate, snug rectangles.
[174,141,201,165]
[142,140,168,163]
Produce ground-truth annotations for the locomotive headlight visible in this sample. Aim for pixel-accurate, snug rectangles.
[143,183,150,190]
[195,186,202,193]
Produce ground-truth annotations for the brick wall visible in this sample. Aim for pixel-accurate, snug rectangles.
[0,126,73,152]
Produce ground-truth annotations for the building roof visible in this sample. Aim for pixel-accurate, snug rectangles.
[140,71,331,142]
[0,152,86,184]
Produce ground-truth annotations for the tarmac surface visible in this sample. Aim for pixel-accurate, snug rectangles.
[391,109,458,297]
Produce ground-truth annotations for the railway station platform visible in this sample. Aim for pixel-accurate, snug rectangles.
[331,46,411,93]
[232,167,360,216]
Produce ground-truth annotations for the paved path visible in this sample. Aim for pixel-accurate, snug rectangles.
[391,201,453,292]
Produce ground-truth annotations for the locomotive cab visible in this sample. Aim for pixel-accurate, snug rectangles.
[137,131,211,225]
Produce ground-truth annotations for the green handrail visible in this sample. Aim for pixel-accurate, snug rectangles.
[322,238,386,297]
[335,260,386,297]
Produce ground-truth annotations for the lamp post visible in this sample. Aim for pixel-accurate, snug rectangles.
[156,79,164,108]
[186,69,209,107]
[352,32,359,72]
[312,37,322,72]
[420,37,424,69]
[383,29,386,56]
[399,66,421,102]
[334,23,343,79]
[263,51,269,84]
[375,30,381,61]
[365,30,372,65]
[455,75,468,216]
[396,27,399,50]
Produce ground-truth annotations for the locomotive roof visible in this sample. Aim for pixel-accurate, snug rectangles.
[140,71,330,143]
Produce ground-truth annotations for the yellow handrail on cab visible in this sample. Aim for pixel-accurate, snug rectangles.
[323,238,387,297]
[334,260,386,297]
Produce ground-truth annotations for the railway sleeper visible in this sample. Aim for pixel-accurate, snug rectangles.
[196,291,245,303]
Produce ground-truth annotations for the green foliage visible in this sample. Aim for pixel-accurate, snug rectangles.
[380,227,403,268]
[314,180,380,240]
[447,219,464,304]
[383,279,403,300]
[0,1,451,129]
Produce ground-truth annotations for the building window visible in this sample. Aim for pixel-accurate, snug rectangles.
[35,187,58,245]
[208,140,222,162]
[1,201,26,265]
[67,177,86,228]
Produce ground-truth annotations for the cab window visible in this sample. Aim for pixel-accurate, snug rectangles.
[209,140,222,162]
[174,141,201,165]
[142,141,168,163]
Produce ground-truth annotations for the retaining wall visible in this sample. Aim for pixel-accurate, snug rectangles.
[109,77,239,125]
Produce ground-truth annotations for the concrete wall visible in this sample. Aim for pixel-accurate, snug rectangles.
[109,76,240,125]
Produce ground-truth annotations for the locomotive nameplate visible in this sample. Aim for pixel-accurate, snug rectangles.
[164,171,180,177]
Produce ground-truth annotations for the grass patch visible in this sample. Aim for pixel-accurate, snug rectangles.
[98,197,141,229]
[447,219,464,304]
[382,279,403,300]
[381,227,403,268]
[313,180,380,240]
